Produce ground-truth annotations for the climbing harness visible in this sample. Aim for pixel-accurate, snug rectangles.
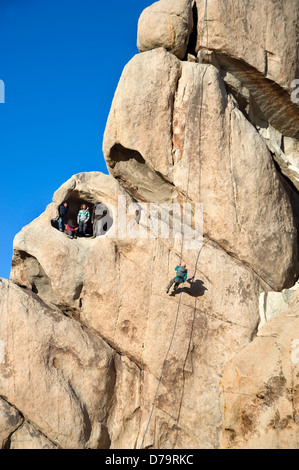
[140,0,209,450]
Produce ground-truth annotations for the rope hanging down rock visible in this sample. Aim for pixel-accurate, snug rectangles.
[140,0,209,450]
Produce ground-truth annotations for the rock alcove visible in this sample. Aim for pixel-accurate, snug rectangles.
[51,191,114,237]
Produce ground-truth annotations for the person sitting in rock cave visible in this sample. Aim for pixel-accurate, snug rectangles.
[91,202,108,238]
[65,219,79,239]
[166,262,188,294]
[77,203,90,237]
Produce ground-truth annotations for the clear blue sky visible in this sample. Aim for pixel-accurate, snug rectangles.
[0,0,153,279]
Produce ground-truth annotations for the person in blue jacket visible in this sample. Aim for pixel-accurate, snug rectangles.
[166,262,188,294]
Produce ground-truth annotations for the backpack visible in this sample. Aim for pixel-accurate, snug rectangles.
[176,266,187,282]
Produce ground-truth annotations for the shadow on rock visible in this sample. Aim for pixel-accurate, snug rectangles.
[170,278,207,298]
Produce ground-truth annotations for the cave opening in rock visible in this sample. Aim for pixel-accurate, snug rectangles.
[51,191,113,238]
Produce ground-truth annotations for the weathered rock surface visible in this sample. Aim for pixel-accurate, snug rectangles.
[220,289,299,449]
[256,124,299,192]
[0,398,23,449]
[259,281,299,330]
[0,280,114,448]
[0,277,131,449]
[10,171,266,448]
[137,0,193,60]
[195,0,299,92]
[103,49,298,291]
[103,48,181,196]
[194,0,299,192]
[9,422,58,449]
[1,0,299,450]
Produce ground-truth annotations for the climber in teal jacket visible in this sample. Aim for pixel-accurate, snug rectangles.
[166,263,188,294]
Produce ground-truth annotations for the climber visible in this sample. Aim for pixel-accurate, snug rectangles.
[166,262,188,294]
[58,201,69,232]
[91,202,108,238]
[77,203,90,237]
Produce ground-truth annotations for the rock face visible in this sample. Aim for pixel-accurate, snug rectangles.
[103,48,297,291]
[1,0,299,449]
[220,289,299,449]
[0,278,116,449]
[259,280,299,330]
[0,398,23,449]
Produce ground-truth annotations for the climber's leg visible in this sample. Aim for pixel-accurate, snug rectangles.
[166,277,176,293]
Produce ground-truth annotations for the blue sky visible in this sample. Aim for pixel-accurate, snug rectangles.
[0,0,153,279]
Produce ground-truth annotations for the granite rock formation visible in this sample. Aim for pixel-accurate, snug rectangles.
[1,0,299,449]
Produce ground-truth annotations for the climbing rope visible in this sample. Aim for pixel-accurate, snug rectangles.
[139,0,209,449]
[139,290,184,449]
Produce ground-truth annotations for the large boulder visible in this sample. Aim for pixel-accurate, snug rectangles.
[9,422,58,449]
[137,0,194,60]
[103,49,298,291]
[0,277,140,449]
